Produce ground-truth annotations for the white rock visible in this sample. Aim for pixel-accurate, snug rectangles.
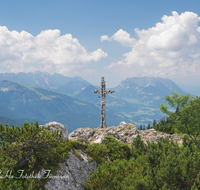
[41,122,68,142]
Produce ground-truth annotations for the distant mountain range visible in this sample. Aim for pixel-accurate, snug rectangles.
[74,77,197,127]
[0,80,130,133]
[0,71,90,96]
[0,72,198,130]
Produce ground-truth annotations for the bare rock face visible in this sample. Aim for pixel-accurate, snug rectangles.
[44,149,97,190]
[68,121,183,146]
[40,122,68,142]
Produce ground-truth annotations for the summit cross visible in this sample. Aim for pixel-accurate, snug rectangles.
[92,77,115,128]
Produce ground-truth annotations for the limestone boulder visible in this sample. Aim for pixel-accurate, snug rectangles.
[40,122,68,142]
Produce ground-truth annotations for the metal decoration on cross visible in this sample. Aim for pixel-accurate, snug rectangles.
[92,77,115,128]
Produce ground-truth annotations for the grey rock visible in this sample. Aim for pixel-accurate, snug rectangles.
[119,121,128,128]
[106,131,119,139]
[45,149,97,190]
[92,135,105,144]
[69,121,183,146]
[41,122,68,142]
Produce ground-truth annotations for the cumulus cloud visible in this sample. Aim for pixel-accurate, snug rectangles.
[101,35,110,41]
[101,29,136,47]
[0,26,107,73]
[103,11,200,84]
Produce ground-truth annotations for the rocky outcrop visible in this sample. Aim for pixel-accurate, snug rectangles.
[68,121,183,146]
[40,122,68,142]
[11,121,183,190]
[44,149,97,190]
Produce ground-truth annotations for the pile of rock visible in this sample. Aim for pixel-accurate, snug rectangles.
[68,121,183,146]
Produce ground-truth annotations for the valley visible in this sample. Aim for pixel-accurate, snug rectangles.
[0,72,197,131]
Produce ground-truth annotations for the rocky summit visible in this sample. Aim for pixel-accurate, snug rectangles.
[68,121,183,146]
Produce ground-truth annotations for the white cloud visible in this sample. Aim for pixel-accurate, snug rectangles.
[101,35,110,41]
[101,29,136,47]
[0,26,107,73]
[103,11,200,84]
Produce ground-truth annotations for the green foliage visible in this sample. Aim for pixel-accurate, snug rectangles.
[130,134,147,159]
[85,135,200,190]
[157,92,200,148]
[0,121,72,190]
[153,119,157,127]
[85,143,109,164]
[157,91,194,117]
[85,157,155,190]
[73,150,84,161]
[103,135,131,161]
[87,156,94,163]
[71,140,88,151]
[153,122,175,134]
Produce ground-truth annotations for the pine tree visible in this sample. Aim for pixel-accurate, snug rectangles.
[140,124,142,130]
[147,122,151,129]
[0,121,71,189]
[153,119,156,126]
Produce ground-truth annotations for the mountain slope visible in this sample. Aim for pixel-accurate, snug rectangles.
[55,80,89,96]
[74,84,140,113]
[74,77,196,128]
[0,80,131,132]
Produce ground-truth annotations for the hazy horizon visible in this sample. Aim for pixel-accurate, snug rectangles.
[0,70,199,96]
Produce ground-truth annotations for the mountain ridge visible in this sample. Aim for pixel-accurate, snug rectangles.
[0,72,198,129]
[0,71,90,90]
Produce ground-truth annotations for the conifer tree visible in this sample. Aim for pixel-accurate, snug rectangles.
[0,121,71,189]
[153,119,156,126]
[147,122,151,129]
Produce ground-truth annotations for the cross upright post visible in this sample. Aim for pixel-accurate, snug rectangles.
[92,77,115,128]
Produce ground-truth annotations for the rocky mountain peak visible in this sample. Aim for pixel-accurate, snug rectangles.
[121,76,178,89]
[114,76,186,98]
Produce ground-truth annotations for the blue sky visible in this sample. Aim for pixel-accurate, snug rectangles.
[0,0,200,94]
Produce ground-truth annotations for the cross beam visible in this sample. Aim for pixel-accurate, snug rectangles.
[92,77,115,128]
